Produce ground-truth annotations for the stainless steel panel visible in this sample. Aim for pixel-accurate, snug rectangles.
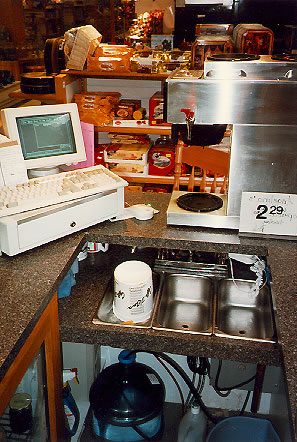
[204,55,297,79]
[166,77,297,125]
[227,125,297,216]
[215,279,276,342]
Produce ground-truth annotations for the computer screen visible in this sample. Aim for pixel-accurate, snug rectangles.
[16,113,76,160]
[1,103,86,172]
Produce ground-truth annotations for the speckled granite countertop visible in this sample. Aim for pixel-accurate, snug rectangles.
[0,192,296,436]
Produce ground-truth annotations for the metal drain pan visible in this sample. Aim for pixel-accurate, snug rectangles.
[152,273,213,335]
[214,279,276,342]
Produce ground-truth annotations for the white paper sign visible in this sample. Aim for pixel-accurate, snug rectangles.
[0,140,28,187]
[239,192,297,239]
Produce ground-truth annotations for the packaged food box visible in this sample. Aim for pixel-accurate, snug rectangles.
[94,144,106,165]
[148,143,175,176]
[233,24,274,55]
[112,119,149,127]
[87,44,134,72]
[73,92,121,126]
[95,44,134,58]
[87,55,131,72]
[108,133,150,144]
[149,91,170,126]
[115,99,141,119]
[191,35,234,69]
[107,163,149,176]
[195,24,233,36]
[131,56,153,73]
[104,143,150,164]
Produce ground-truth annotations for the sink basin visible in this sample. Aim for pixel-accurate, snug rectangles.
[152,273,213,334]
[215,279,276,342]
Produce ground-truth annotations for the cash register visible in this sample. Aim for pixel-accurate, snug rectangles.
[0,103,127,256]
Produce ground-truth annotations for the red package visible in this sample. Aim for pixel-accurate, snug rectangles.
[149,92,170,126]
[148,143,175,176]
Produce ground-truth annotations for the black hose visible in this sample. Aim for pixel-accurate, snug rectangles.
[126,350,218,424]
[239,391,251,416]
[187,356,209,375]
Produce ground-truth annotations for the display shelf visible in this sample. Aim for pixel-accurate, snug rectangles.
[95,124,171,135]
[114,173,224,187]
[119,174,175,185]
[61,70,169,81]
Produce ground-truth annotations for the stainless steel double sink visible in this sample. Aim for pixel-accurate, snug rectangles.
[152,272,277,343]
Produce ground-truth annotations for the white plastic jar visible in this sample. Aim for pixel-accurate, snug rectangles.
[113,260,153,323]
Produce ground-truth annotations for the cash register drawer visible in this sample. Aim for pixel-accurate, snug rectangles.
[0,189,123,256]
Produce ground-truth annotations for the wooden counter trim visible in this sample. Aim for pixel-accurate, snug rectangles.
[0,293,64,441]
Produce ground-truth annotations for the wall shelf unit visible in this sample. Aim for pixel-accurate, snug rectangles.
[8,71,228,190]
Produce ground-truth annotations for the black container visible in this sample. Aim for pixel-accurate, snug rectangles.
[20,72,55,94]
[89,350,165,441]
[9,393,32,434]
[172,123,227,146]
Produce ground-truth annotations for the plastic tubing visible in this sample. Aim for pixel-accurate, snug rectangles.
[125,350,218,424]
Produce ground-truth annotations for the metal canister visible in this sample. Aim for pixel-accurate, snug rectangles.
[9,393,32,434]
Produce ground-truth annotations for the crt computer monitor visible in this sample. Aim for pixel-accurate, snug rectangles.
[1,103,86,174]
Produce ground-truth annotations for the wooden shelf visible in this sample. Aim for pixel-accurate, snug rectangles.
[120,174,176,185]
[61,70,168,81]
[8,88,56,103]
[95,124,171,135]
[116,174,221,186]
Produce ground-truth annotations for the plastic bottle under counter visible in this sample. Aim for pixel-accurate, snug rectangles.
[177,402,207,442]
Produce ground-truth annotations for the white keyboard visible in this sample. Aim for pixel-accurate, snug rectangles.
[0,165,127,218]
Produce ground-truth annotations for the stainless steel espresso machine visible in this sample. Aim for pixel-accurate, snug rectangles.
[165,54,297,229]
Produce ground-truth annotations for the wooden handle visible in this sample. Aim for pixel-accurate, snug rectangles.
[173,139,184,191]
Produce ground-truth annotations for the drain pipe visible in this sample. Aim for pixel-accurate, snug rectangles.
[251,364,266,413]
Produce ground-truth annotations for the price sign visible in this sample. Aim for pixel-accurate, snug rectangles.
[239,192,297,239]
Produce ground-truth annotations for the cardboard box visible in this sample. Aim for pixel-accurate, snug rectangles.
[104,143,150,165]
[107,163,149,176]
[74,92,120,126]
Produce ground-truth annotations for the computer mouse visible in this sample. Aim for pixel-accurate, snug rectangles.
[129,204,154,220]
